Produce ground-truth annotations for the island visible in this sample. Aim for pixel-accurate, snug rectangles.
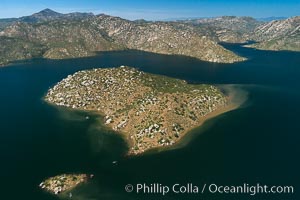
[45,66,236,155]
[39,174,90,195]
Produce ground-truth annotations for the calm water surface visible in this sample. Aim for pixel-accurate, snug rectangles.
[0,44,299,200]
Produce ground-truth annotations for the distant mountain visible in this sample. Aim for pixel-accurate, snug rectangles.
[0,9,94,31]
[22,8,94,22]
[0,10,245,66]
[162,17,208,21]
[182,16,262,43]
[256,17,287,22]
[185,16,260,32]
[247,16,300,51]
[184,15,300,52]
[19,8,64,23]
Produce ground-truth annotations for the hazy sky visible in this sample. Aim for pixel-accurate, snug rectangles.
[1,0,299,20]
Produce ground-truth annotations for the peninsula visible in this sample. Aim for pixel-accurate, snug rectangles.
[45,66,232,155]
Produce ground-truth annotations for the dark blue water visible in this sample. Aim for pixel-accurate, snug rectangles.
[0,45,299,200]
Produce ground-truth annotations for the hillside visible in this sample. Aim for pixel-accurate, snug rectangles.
[2,9,298,66]
[248,16,300,51]
[182,16,262,43]
[0,10,246,66]
[0,36,45,66]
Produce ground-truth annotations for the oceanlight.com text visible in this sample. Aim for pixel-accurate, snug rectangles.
[124,183,294,196]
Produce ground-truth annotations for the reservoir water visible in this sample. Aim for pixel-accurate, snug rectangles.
[0,44,299,200]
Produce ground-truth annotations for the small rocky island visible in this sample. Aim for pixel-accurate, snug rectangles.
[39,174,89,194]
[45,66,229,154]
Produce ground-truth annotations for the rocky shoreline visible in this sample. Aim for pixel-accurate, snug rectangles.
[39,174,91,195]
[45,66,228,155]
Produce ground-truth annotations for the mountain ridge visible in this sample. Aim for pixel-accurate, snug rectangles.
[0,9,246,66]
[0,9,299,66]
[0,9,94,30]
[246,16,300,51]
